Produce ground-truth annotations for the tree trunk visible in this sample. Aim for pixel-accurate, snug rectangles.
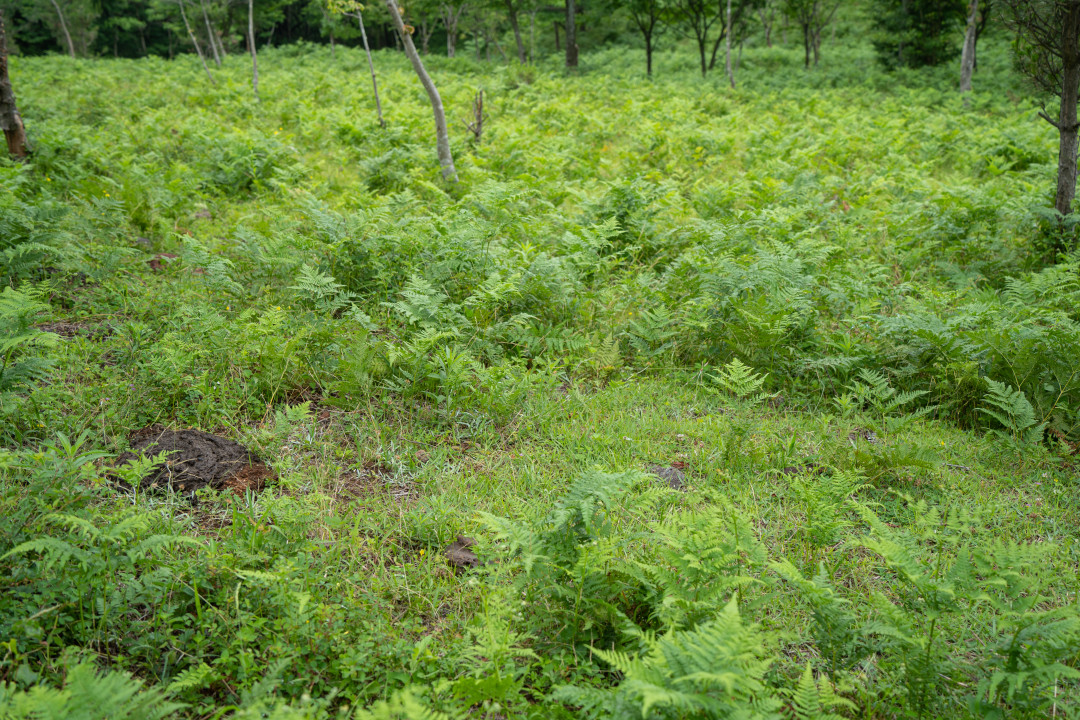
[959,0,978,93]
[0,9,28,158]
[179,0,216,84]
[565,0,578,68]
[330,31,335,59]
[48,0,76,57]
[724,0,734,88]
[384,0,457,182]
[1054,3,1080,217]
[248,0,258,98]
[645,29,653,76]
[699,32,709,76]
[200,0,221,66]
[506,0,526,63]
[529,10,535,61]
[759,7,773,47]
[356,11,384,128]
[554,20,560,52]
[802,22,811,68]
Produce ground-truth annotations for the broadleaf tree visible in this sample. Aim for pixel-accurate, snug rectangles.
[1002,0,1080,218]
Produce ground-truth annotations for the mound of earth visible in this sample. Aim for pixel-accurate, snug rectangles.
[111,426,274,496]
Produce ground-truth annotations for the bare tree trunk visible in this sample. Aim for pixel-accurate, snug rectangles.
[384,0,457,182]
[49,0,76,57]
[0,9,28,158]
[506,0,526,63]
[420,20,431,54]
[356,11,384,127]
[759,7,773,47]
[645,29,653,75]
[724,0,734,87]
[528,9,535,61]
[179,0,216,83]
[1053,3,1080,217]
[959,0,978,93]
[330,31,336,59]
[248,0,258,99]
[200,0,221,66]
[802,22,811,68]
[554,20,560,52]
[565,0,578,67]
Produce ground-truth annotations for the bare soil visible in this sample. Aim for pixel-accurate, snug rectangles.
[111,425,274,496]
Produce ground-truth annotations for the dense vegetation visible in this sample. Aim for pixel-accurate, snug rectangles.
[2,9,1080,720]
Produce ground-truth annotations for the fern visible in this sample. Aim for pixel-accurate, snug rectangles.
[979,378,1045,447]
[289,263,351,314]
[785,663,856,720]
[0,661,183,719]
[165,662,215,695]
[554,601,780,719]
[708,357,771,403]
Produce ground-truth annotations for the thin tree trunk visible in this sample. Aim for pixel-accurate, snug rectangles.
[565,0,578,68]
[724,0,734,87]
[179,0,216,84]
[49,0,76,57]
[1053,3,1080,217]
[200,0,221,66]
[959,0,978,93]
[759,7,773,47]
[645,29,653,76]
[384,0,457,182]
[700,32,709,76]
[803,22,811,68]
[528,10,535,61]
[554,20,560,52]
[0,9,29,158]
[248,0,258,99]
[330,31,335,59]
[356,11,384,127]
[506,0,526,63]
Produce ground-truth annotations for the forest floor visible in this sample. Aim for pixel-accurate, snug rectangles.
[1,38,1079,720]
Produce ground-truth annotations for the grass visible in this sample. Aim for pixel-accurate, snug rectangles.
[1,33,1079,720]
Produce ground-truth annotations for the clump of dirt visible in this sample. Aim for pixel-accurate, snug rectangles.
[445,535,481,571]
[648,464,687,491]
[36,321,112,340]
[111,426,275,496]
[779,461,825,476]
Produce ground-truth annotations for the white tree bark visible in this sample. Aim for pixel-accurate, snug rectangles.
[178,0,215,84]
[725,0,734,87]
[248,0,259,99]
[355,10,384,128]
[384,0,457,181]
[959,0,978,93]
[200,0,221,66]
[49,0,75,57]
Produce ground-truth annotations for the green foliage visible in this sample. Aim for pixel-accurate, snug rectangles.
[479,470,653,648]
[979,378,1046,448]
[708,358,771,404]
[553,601,780,720]
[870,0,967,69]
[0,288,57,399]
[0,660,184,719]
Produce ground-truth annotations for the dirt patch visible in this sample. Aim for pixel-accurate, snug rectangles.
[445,535,481,571]
[37,321,112,340]
[648,464,688,491]
[111,426,274,496]
[331,461,418,503]
[146,253,178,272]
